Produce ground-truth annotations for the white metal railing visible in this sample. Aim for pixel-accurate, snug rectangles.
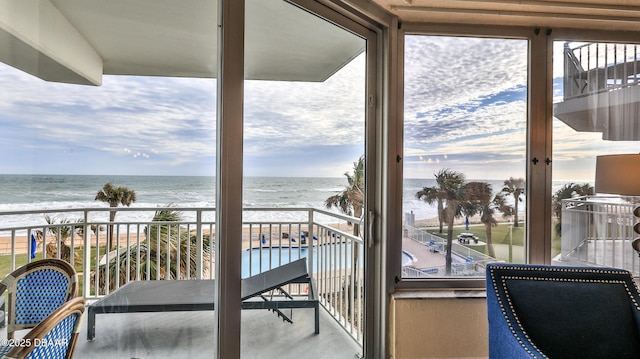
[563,42,640,100]
[560,196,639,275]
[403,225,495,277]
[0,206,363,345]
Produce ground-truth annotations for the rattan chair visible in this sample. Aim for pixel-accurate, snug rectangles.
[0,297,85,359]
[0,259,78,339]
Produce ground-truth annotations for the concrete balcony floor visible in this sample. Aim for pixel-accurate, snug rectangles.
[52,305,361,358]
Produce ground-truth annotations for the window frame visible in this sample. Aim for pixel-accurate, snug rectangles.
[393,23,550,289]
[393,24,640,290]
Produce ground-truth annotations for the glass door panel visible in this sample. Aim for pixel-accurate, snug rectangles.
[0,2,217,357]
[241,0,366,357]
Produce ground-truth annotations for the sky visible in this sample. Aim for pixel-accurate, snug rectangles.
[0,36,638,180]
[0,50,365,178]
[402,37,639,181]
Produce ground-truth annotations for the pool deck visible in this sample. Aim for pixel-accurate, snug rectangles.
[402,236,446,269]
[402,233,488,270]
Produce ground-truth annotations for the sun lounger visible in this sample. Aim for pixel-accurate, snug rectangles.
[87,258,319,340]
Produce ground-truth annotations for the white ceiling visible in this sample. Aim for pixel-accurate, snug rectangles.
[4,0,638,87]
[373,0,640,31]
[0,0,365,85]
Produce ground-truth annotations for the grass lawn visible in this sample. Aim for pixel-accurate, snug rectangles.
[0,246,109,297]
[426,222,526,246]
[424,221,563,260]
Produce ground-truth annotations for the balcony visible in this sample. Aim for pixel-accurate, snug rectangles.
[0,207,364,358]
[552,196,640,276]
[554,42,640,141]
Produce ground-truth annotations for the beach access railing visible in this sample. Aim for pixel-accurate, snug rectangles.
[0,206,364,346]
[560,196,639,276]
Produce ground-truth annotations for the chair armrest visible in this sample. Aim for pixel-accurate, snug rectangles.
[487,281,543,358]
[488,316,544,358]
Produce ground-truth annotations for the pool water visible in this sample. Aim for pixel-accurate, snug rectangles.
[242,243,361,278]
[401,251,414,266]
[242,245,415,278]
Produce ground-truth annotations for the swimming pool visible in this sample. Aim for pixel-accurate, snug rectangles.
[401,251,415,266]
[242,243,362,278]
[242,245,415,278]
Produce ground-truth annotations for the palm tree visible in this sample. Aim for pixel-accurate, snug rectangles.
[435,169,467,275]
[464,182,509,258]
[325,155,364,236]
[43,215,82,263]
[502,177,525,227]
[325,156,364,317]
[415,169,450,234]
[95,207,212,293]
[552,183,593,236]
[95,183,137,250]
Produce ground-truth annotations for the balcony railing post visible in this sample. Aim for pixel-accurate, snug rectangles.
[83,210,91,299]
[308,209,314,279]
[11,231,16,270]
[196,209,203,280]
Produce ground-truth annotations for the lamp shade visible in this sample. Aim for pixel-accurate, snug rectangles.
[595,154,640,196]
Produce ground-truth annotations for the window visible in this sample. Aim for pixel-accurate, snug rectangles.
[402,35,529,278]
[551,40,640,273]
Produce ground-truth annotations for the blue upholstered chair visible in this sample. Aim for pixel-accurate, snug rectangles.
[486,263,640,359]
[0,259,78,339]
[0,297,85,359]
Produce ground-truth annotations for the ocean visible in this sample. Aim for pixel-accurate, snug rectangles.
[0,174,565,230]
[0,175,435,229]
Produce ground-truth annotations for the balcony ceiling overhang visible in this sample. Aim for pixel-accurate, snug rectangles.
[375,0,640,31]
[0,0,365,86]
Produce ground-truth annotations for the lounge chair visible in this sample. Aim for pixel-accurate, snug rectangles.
[87,258,319,340]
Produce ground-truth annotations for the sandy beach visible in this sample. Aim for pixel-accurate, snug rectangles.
[0,213,478,256]
[0,222,357,256]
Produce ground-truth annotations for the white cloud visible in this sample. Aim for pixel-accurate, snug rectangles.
[0,48,367,176]
[404,36,528,121]
[243,53,366,155]
[3,35,639,179]
[0,67,218,165]
[402,35,529,179]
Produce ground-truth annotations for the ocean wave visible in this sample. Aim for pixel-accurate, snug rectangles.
[0,175,453,234]
[313,187,344,192]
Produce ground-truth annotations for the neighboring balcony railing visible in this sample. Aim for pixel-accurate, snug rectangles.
[0,206,364,345]
[559,196,638,275]
[563,42,640,100]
